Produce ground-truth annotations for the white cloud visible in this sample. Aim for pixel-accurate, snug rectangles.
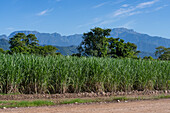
[37,9,48,16]
[113,8,135,17]
[37,9,53,16]
[110,0,126,5]
[155,5,168,11]
[122,4,129,7]
[93,2,109,8]
[137,0,159,8]
[97,0,161,26]
[77,0,164,28]
[92,0,125,9]
[111,0,159,18]
[128,11,142,16]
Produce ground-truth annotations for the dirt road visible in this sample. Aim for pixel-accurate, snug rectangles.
[1,99,170,113]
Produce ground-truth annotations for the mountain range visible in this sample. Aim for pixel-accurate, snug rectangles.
[0,38,9,50]
[0,28,170,57]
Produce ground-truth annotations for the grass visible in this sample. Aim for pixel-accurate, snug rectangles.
[0,100,55,108]
[60,98,97,104]
[0,53,169,94]
[0,93,21,95]
[0,95,169,108]
[155,95,170,99]
[78,96,129,103]
[59,94,170,104]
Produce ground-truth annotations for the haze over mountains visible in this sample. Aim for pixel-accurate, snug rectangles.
[0,28,170,57]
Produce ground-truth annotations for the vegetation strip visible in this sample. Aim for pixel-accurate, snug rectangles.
[0,53,169,94]
[0,100,54,108]
[0,95,169,109]
[59,95,170,104]
[0,28,169,94]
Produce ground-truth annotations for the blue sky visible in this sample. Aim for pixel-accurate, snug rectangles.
[0,0,170,39]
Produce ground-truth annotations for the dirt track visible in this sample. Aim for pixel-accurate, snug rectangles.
[1,99,170,113]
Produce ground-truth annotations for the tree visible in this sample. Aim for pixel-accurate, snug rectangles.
[78,27,140,58]
[32,45,58,56]
[9,33,59,56]
[9,33,39,54]
[0,48,6,54]
[155,46,170,60]
[143,56,154,60]
[24,34,39,48]
[107,38,140,58]
[78,27,110,57]
[10,46,28,54]
[9,33,26,50]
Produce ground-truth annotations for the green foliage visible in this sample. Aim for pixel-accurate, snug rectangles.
[107,38,140,58]
[78,27,110,57]
[71,53,81,57]
[24,34,39,47]
[0,100,54,108]
[8,33,58,56]
[0,95,169,108]
[78,27,139,58]
[0,48,6,54]
[31,45,58,56]
[143,56,154,60]
[155,46,170,60]
[0,53,169,94]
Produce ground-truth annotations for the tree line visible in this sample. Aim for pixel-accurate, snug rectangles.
[0,27,169,60]
[0,33,60,56]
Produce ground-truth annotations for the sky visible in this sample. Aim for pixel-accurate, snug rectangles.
[0,0,170,39]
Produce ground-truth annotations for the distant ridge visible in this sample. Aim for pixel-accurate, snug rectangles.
[110,28,170,53]
[0,28,170,57]
[0,38,9,50]
[8,31,83,46]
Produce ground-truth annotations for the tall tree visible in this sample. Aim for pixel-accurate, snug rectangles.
[107,38,140,58]
[78,27,110,57]
[155,46,170,60]
[78,27,140,58]
[32,45,58,56]
[9,33,26,50]
[0,48,6,54]
[24,34,39,48]
[9,33,59,56]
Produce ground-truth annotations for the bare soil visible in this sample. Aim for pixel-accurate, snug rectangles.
[1,99,170,113]
[0,90,170,113]
[0,90,169,100]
